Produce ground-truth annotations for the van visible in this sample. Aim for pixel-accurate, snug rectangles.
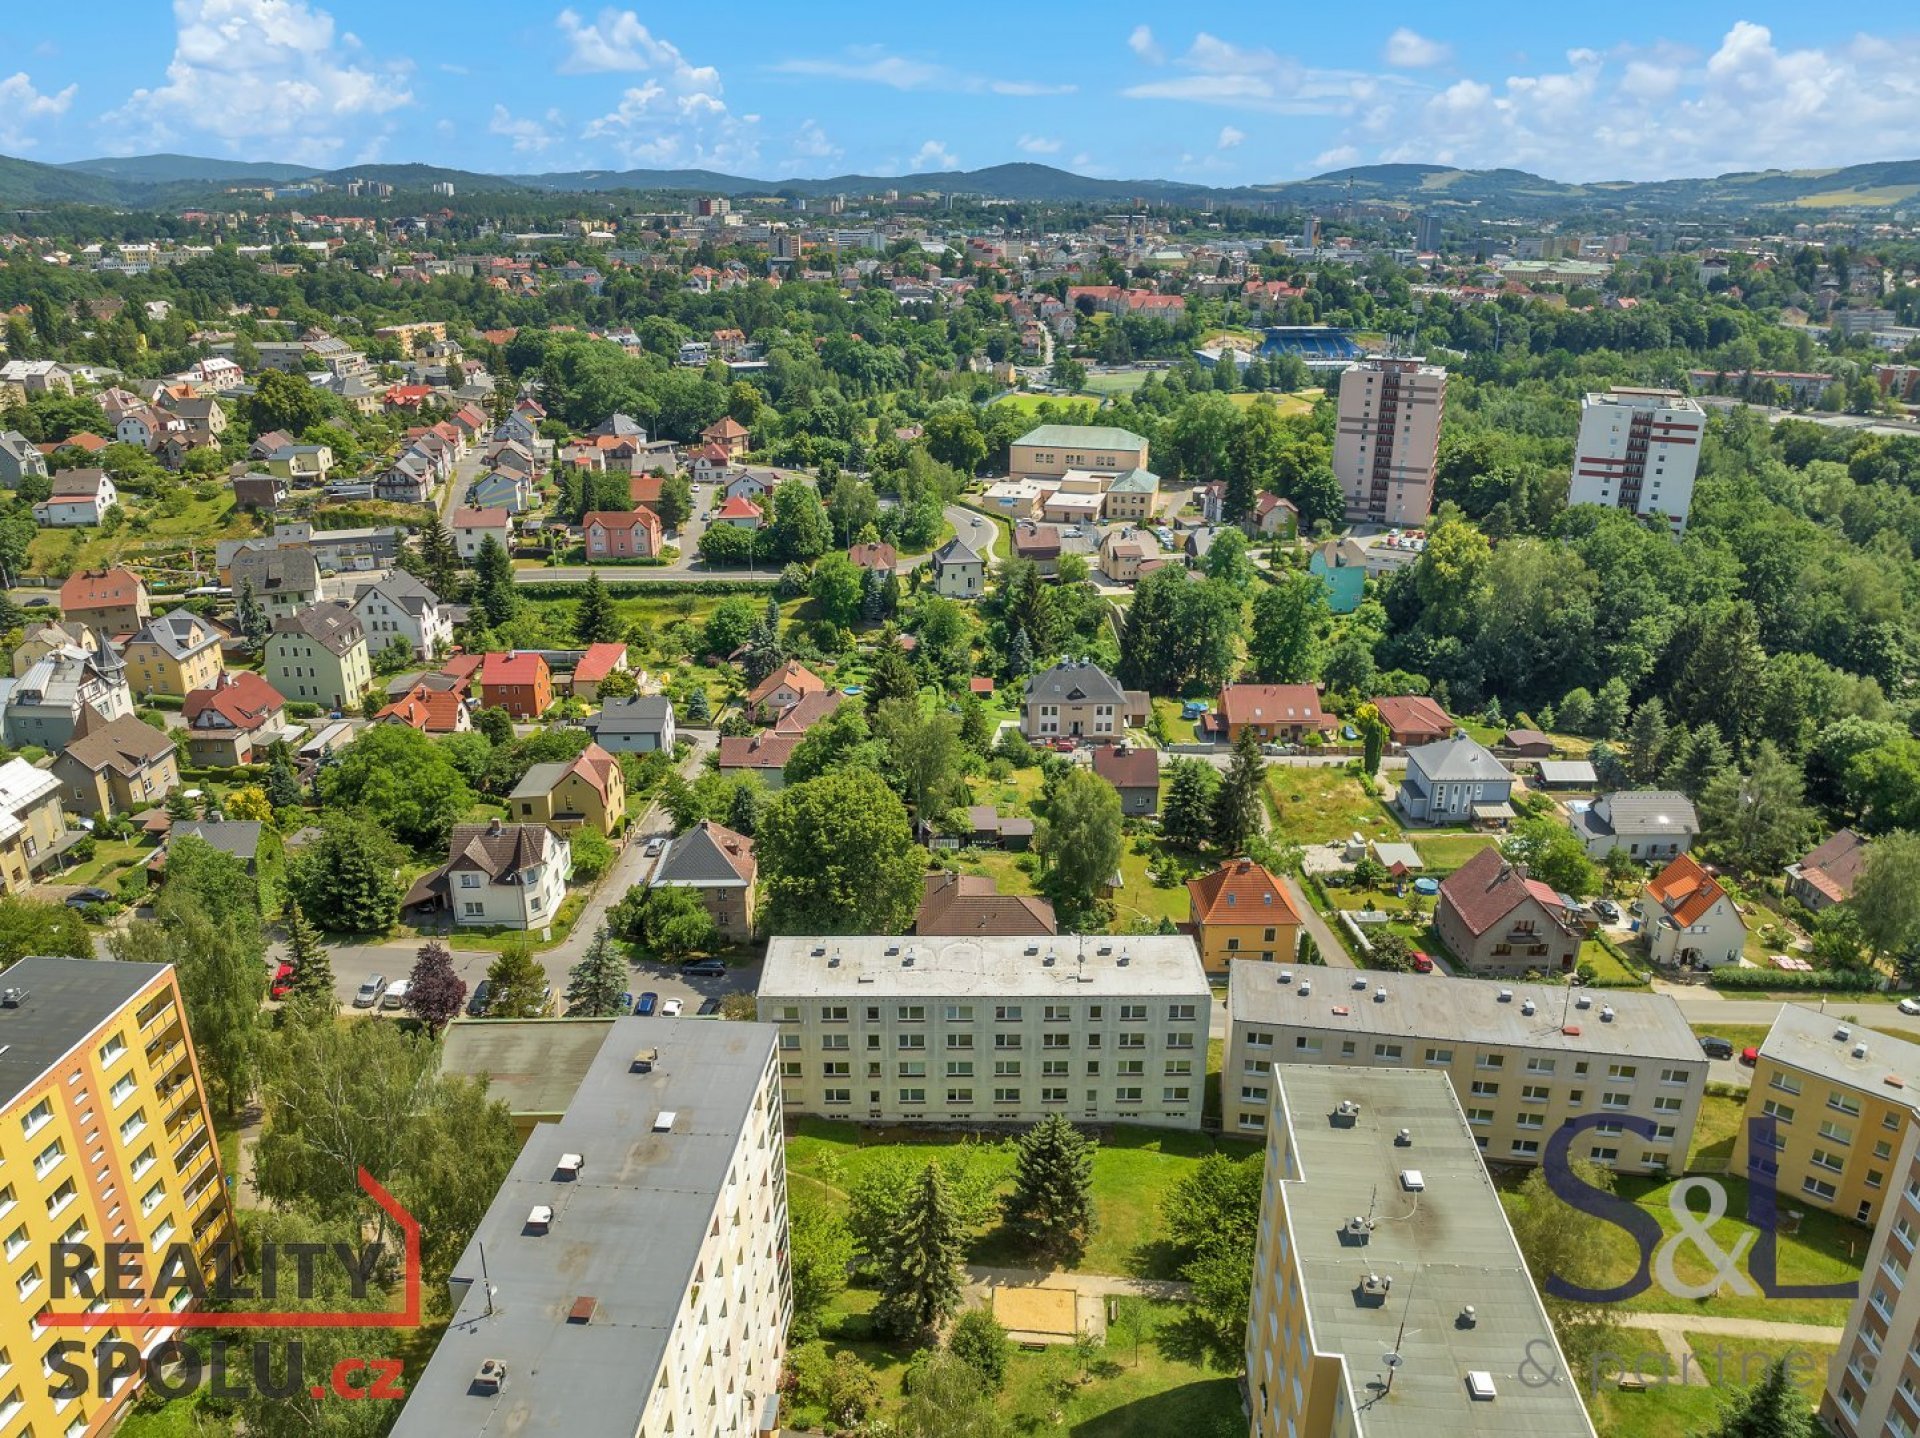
[682,959,727,978]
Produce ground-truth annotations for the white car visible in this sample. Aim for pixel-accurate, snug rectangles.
[380,978,413,1011]
[1899,998,1920,1016]
[660,997,684,1018]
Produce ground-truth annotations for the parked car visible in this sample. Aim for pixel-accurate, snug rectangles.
[644,837,665,857]
[617,992,634,1015]
[353,975,389,1008]
[635,991,658,1016]
[1698,1035,1735,1060]
[380,979,412,1011]
[23,596,48,607]
[466,980,493,1018]
[1411,952,1434,974]
[270,962,295,1000]
[64,886,112,910]
[1593,899,1622,923]
[698,996,723,1016]
[1900,998,1920,1017]
[660,997,684,1018]
[1740,1046,1760,1067]
[682,959,727,978]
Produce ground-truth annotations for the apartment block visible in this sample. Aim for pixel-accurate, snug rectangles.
[0,957,235,1437]
[758,935,1211,1129]
[392,1020,791,1438]
[1569,389,1705,533]
[1224,963,1706,1174]
[1822,1117,1920,1437]
[1245,1065,1595,1438]
[1332,357,1447,525]
[1732,1005,1920,1228]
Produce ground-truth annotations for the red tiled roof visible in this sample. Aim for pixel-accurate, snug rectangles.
[482,651,549,687]
[719,731,800,770]
[584,507,661,536]
[1370,694,1451,740]
[1093,744,1158,791]
[1646,853,1726,929]
[1187,860,1301,925]
[848,541,897,570]
[572,642,628,684]
[747,660,824,706]
[59,566,144,612]
[702,416,748,441]
[453,506,510,528]
[183,671,284,731]
[715,495,763,520]
[1216,684,1334,730]
[916,872,1057,937]
[1437,846,1570,936]
[1795,829,1869,903]
[629,474,666,505]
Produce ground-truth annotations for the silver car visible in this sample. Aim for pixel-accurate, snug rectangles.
[353,974,389,1008]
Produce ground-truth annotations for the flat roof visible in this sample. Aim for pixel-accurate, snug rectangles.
[393,1020,779,1438]
[0,956,169,1103]
[761,935,1210,1000]
[1271,1066,1595,1436]
[1760,1003,1920,1096]
[1227,964,1701,1063]
[1014,423,1148,451]
[438,1019,617,1118]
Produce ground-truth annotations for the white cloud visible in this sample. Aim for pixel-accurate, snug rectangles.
[1217,125,1245,148]
[556,8,719,89]
[489,104,562,154]
[1383,28,1451,68]
[1122,31,1403,115]
[1128,26,1164,64]
[0,72,77,150]
[1017,134,1063,154]
[787,118,841,163]
[560,10,752,169]
[909,139,959,172]
[1341,22,1920,179]
[771,48,1073,96]
[1312,144,1361,170]
[104,0,409,165]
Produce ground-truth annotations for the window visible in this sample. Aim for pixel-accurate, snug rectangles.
[1168,1004,1196,1021]
[1117,1059,1142,1077]
[1466,1108,1493,1126]
[1591,1147,1620,1163]
[1165,1060,1192,1077]
[1166,1032,1195,1050]
[1295,1037,1322,1054]
[898,1088,926,1106]
[1246,1030,1274,1048]
[1042,1087,1067,1105]
[946,1062,973,1079]
[779,1061,801,1078]
[1043,1061,1068,1078]
[1770,1072,1802,1096]
[16,1266,41,1301]
[945,1033,974,1050]
[1163,1087,1191,1104]
[822,1005,848,1022]
[943,1005,974,1023]
[1820,1120,1853,1146]
[1043,1034,1071,1050]
[994,1088,1020,1105]
[1811,1149,1846,1173]
[1118,1033,1146,1050]
[1374,1043,1403,1062]
[1804,1176,1838,1201]
[822,1062,850,1079]
[1526,1057,1557,1075]
[1116,1087,1143,1104]
[3,1226,25,1260]
[824,1089,851,1106]
[993,1034,1022,1050]
[1522,1084,1551,1103]
[21,1100,52,1140]
[1608,1064,1638,1081]
[820,1034,849,1051]
[778,1033,800,1051]
[946,1088,973,1106]
[897,1034,925,1051]
[1477,1055,1505,1070]
[109,1074,137,1106]
[897,1061,926,1078]
[897,1005,925,1023]
[98,1034,127,1067]
[119,1110,147,1145]
[34,1141,63,1179]
[1044,1006,1071,1022]
[1470,1081,1499,1097]
[1425,1047,1453,1065]
[1511,1139,1540,1157]
[1829,1091,1863,1117]
[1659,1067,1689,1085]
[995,1005,1023,1022]
[1516,1112,1544,1130]
[1602,1091,1632,1110]
[1653,1096,1683,1114]
[994,1061,1022,1078]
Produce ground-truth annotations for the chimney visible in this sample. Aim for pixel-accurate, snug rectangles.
[488,817,503,836]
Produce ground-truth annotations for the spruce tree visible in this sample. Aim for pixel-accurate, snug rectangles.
[684,687,712,724]
[573,573,621,643]
[878,1161,966,1341]
[1006,625,1034,679]
[265,742,302,812]
[1705,1357,1816,1438]
[563,926,628,1017]
[726,781,764,836]
[236,579,269,650]
[866,640,918,711]
[1211,727,1265,852]
[484,943,549,1018]
[1162,758,1219,850]
[283,899,334,1010]
[1007,1115,1098,1260]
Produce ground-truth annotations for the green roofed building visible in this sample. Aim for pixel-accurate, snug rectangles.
[1011,424,1149,481]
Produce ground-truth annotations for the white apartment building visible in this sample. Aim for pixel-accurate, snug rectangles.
[351,571,453,661]
[1224,963,1706,1174]
[1822,1117,1920,1438]
[1570,388,1705,533]
[758,935,1211,1129]
[429,821,572,932]
[392,1021,791,1438]
[1332,357,1447,525]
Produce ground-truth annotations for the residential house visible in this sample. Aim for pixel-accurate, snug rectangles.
[847,541,897,576]
[1093,743,1160,816]
[568,642,630,702]
[1011,522,1062,574]
[585,696,674,753]
[52,711,181,818]
[351,571,452,662]
[1786,829,1870,912]
[915,871,1056,936]
[0,358,73,394]
[263,443,332,483]
[718,731,802,789]
[701,416,751,459]
[374,682,471,735]
[375,451,434,504]
[1102,468,1161,522]
[0,757,66,890]
[1434,846,1582,977]
[651,819,756,942]
[1022,659,1125,741]
[1370,693,1453,750]
[466,468,535,513]
[582,507,662,559]
[1307,542,1366,614]
[11,621,95,679]
[1187,859,1303,973]
[452,506,513,560]
[509,743,626,836]
[481,651,553,719]
[183,671,288,766]
[1501,728,1556,759]
[3,643,133,750]
[930,535,986,598]
[230,546,321,618]
[1253,492,1298,538]
[920,805,1033,852]
[231,471,289,512]
[263,604,372,712]
[712,495,763,529]
[1215,683,1336,743]
[58,567,150,634]
[1569,790,1699,862]
[410,820,572,932]
[125,610,225,698]
[484,438,538,484]
[746,660,825,722]
[249,430,294,462]
[169,395,228,448]
[0,429,48,487]
[156,820,263,878]
[1098,529,1156,584]
[34,467,118,526]
[1642,853,1746,970]
[1397,735,1515,825]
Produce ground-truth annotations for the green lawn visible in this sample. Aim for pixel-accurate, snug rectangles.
[1686,1091,1746,1173]
[1588,1380,1726,1438]
[1266,764,1398,847]
[1682,1331,1833,1399]
[1414,832,1498,872]
[1110,843,1192,930]
[1565,1330,1836,1438]
[1580,936,1650,988]
[57,837,153,886]
[29,488,251,577]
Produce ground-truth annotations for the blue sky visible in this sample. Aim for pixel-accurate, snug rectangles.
[3,3,1918,183]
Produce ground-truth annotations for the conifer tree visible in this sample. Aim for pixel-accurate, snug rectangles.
[877,1161,966,1340]
[1006,1115,1098,1260]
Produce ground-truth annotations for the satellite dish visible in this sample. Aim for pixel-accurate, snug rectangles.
[1383,1352,1403,1369]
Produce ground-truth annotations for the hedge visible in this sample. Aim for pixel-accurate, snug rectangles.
[516,577,777,600]
[1707,967,1883,994]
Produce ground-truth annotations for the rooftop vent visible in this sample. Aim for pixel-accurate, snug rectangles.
[1600,1006,1616,1023]
[0,988,25,1008]
[1836,1027,1852,1043]
[1278,970,1293,985]
[1345,1215,1374,1240]
[1024,945,1040,956]
[1467,1371,1497,1401]
[1333,1099,1361,1125]
[1458,1305,1477,1328]
[1353,975,1369,990]
[652,1112,676,1133]
[473,1359,508,1396]
[1575,993,1593,1010]
[566,1296,597,1324]
[630,1048,658,1073]
[555,1152,584,1180]
[1400,1169,1425,1192]
[1521,998,1536,1016]
[1299,978,1312,995]
[1374,986,1388,1003]
[856,972,875,984]
[885,945,900,956]
[1097,944,1112,956]
[1361,1272,1392,1298]
[828,950,841,968]
[1853,1043,1869,1060]
[1497,988,1513,1003]
[901,949,915,968]
[526,1205,552,1233]
[1117,950,1131,967]
[1562,1024,1582,1037]
[1396,1128,1412,1147]
[1043,950,1057,967]
[810,946,826,957]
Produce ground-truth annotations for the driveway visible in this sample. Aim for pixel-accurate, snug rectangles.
[1284,875,1353,969]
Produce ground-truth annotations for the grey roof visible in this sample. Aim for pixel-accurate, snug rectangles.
[1022,659,1126,707]
[270,602,364,655]
[509,761,574,801]
[438,1018,616,1119]
[1226,961,1702,1063]
[652,820,754,888]
[232,545,320,595]
[587,696,673,734]
[932,534,982,566]
[1760,1003,1920,1093]
[393,1021,779,1438]
[353,569,442,616]
[1579,790,1699,838]
[0,956,171,1104]
[170,820,263,862]
[761,934,1209,1000]
[1536,760,1598,785]
[1266,1066,1596,1437]
[445,822,566,881]
[1405,734,1511,784]
[1015,423,1148,452]
[131,609,218,661]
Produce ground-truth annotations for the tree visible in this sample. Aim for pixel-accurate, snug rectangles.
[471,534,518,626]
[639,884,721,958]
[1625,698,1671,784]
[1322,629,1377,694]
[726,779,764,837]
[1291,463,1345,534]
[809,551,864,629]
[1119,569,1242,694]
[1212,728,1266,853]
[1006,624,1034,679]
[924,405,987,475]
[320,723,473,851]
[475,705,515,746]
[655,473,694,530]
[1163,1152,1263,1346]
[573,573,622,643]
[1007,1115,1098,1260]
[1699,742,1815,875]
[1501,816,1601,898]
[769,479,832,563]
[948,1307,1012,1390]
[408,941,467,1034]
[250,367,333,436]
[236,579,269,650]
[1162,758,1221,849]
[900,1351,1007,1438]
[877,1161,967,1340]
[874,697,966,819]
[265,742,303,811]
[1593,675,1632,740]
[1035,767,1123,915]
[757,770,924,933]
[866,639,919,709]
[1507,1160,1623,1384]
[1248,570,1326,682]
[1050,354,1087,391]
[564,925,627,1016]
[683,686,711,724]
[0,895,91,965]
[784,701,880,784]
[286,811,405,935]
[822,1351,881,1428]
[1703,1358,1817,1438]
[281,898,333,1011]
[789,1193,855,1340]
[1558,687,1596,735]
[1204,527,1255,587]
[483,942,549,1017]
[1354,702,1389,777]
[1853,831,1920,963]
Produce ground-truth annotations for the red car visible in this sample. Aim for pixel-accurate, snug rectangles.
[270,962,295,1000]
[1740,1047,1759,1067]
[1411,952,1434,974]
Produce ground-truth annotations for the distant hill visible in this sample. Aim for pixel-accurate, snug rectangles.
[5,149,1920,215]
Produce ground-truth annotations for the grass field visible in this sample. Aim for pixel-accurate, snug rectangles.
[1267,764,1397,847]
[1227,389,1321,415]
[1080,370,1151,397]
[1413,832,1498,872]
[1686,1091,1746,1172]
[1585,1330,1836,1438]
